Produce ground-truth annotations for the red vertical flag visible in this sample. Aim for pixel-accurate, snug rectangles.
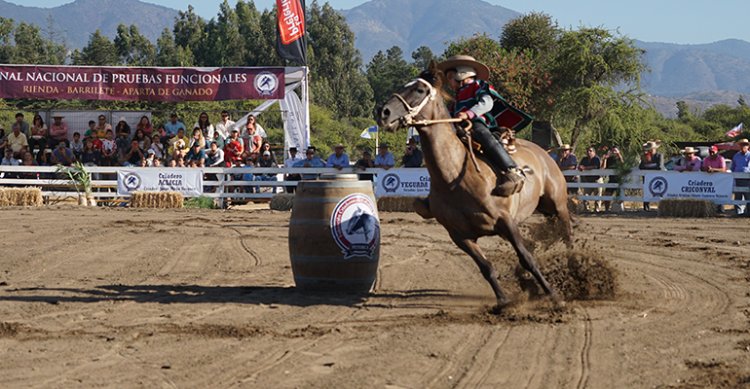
[276,0,307,65]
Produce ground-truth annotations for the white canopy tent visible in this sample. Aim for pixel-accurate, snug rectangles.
[232,66,310,153]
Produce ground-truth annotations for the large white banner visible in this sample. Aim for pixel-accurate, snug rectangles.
[117,168,203,197]
[643,172,733,203]
[375,168,430,197]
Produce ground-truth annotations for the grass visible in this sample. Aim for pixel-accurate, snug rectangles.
[184,196,217,209]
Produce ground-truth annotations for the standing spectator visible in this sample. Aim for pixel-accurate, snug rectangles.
[164,113,185,137]
[639,141,665,211]
[206,142,225,167]
[326,144,350,170]
[50,141,75,166]
[731,138,750,216]
[578,146,602,212]
[214,110,234,140]
[48,114,69,149]
[601,146,624,212]
[136,115,153,136]
[401,138,423,167]
[29,114,47,156]
[557,144,578,195]
[7,123,29,157]
[100,129,117,166]
[224,129,244,167]
[243,119,263,154]
[284,147,303,193]
[702,146,726,172]
[14,113,30,139]
[70,132,84,160]
[674,147,702,172]
[121,139,144,167]
[185,142,206,167]
[355,149,375,181]
[95,114,112,136]
[194,112,214,140]
[294,146,325,180]
[374,143,395,169]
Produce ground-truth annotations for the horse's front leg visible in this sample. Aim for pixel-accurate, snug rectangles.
[449,233,511,310]
[413,197,433,219]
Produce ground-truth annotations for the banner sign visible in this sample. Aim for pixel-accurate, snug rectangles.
[117,169,203,197]
[0,65,284,101]
[643,172,733,203]
[375,168,430,197]
[276,0,307,65]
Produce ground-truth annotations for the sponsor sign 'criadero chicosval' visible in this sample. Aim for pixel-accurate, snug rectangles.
[0,65,285,102]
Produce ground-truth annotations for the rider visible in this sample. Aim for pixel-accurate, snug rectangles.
[438,55,525,196]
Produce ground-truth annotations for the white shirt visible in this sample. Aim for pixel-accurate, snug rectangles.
[285,154,303,168]
[194,122,215,140]
[214,120,235,140]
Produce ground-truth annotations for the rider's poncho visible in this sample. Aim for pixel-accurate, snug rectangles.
[454,79,498,129]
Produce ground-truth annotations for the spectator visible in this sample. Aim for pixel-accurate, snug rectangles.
[164,113,185,137]
[243,118,263,154]
[1,148,20,166]
[211,129,225,149]
[136,115,153,136]
[121,139,144,167]
[95,114,112,135]
[171,153,186,167]
[284,147,303,193]
[48,114,69,149]
[355,149,375,181]
[195,112,214,140]
[0,126,6,153]
[374,143,395,169]
[402,138,423,167]
[133,128,151,151]
[144,149,158,167]
[601,146,624,212]
[29,114,47,156]
[326,144,350,170]
[114,117,131,141]
[731,138,750,216]
[674,147,702,172]
[260,142,276,161]
[79,138,101,166]
[224,129,244,167]
[7,123,29,157]
[84,120,97,139]
[100,129,117,166]
[149,133,165,161]
[639,141,665,211]
[14,113,30,139]
[214,110,234,140]
[70,132,84,160]
[168,128,190,158]
[50,141,75,166]
[557,144,578,195]
[578,146,602,212]
[257,150,279,193]
[294,146,325,180]
[247,114,267,138]
[702,146,726,173]
[206,142,225,167]
[189,127,206,151]
[185,142,206,167]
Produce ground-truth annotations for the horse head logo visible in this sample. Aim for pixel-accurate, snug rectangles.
[346,207,376,241]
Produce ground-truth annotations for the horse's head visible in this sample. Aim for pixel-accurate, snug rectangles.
[378,61,447,132]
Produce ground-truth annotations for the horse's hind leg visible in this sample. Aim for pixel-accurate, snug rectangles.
[537,193,574,248]
[495,217,562,303]
[449,233,511,309]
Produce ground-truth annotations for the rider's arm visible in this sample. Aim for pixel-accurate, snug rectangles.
[464,94,493,119]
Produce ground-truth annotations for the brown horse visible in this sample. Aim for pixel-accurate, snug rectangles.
[378,64,573,309]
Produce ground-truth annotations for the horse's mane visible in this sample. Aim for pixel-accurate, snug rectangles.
[418,68,453,104]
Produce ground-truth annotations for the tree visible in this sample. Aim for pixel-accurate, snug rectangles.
[500,12,559,60]
[114,24,156,66]
[676,100,691,120]
[72,30,119,66]
[202,0,246,66]
[411,46,434,71]
[367,46,414,107]
[173,5,206,62]
[0,17,14,63]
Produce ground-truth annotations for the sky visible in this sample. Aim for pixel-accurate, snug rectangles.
[9,0,750,45]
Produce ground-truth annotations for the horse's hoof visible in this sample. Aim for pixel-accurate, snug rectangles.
[549,292,566,310]
[489,299,513,314]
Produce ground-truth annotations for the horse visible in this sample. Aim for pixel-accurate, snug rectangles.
[377,63,573,310]
[347,208,377,241]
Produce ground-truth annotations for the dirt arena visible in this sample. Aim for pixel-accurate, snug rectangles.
[1,207,749,388]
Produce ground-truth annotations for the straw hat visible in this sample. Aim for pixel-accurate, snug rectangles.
[681,146,697,155]
[736,138,750,145]
[437,55,490,81]
[642,141,660,151]
[560,144,572,150]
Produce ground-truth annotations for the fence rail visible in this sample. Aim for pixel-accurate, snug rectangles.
[1,166,749,207]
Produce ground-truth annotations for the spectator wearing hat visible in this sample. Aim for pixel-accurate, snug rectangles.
[578,146,602,212]
[674,147,702,172]
[294,147,325,180]
[326,144,350,170]
[48,114,69,149]
[7,123,29,157]
[284,147,303,193]
[702,146,726,173]
[164,113,185,137]
[731,138,750,216]
[185,142,206,167]
[557,144,578,195]
[639,140,666,211]
[374,143,395,169]
[402,138,423,168]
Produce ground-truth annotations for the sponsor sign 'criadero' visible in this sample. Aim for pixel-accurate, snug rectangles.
[0,65,285,102]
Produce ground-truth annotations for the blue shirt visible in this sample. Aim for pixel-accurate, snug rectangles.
[293,157,325,168]
[732,150,750,173]
[326,153,350,168]
[164,121,186,136]
[375,152,395,167]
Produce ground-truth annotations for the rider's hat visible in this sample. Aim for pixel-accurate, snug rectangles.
[437,55,490,81]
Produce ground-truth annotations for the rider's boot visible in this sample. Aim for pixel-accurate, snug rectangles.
[474,126,525,196]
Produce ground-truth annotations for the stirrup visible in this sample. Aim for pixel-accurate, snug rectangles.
[491,169,525,197]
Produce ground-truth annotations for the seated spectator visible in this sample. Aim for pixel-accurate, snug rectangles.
[29,114,47,156]
[374,143,395,169]
[70,132,84,160]
[48,115,69,149]
[115,128,130,156]
[243,118,263,154]
[14,113,30,139]
[0,126,6,153]
[578,146,602,212]
[95,114,112,136]
[257,150,279,193]
[211,129,225,149]
[185,142,206,167]
[149,133,165,160]
[355,149,375,181]
[294,146,325,180]
[1,148,20,166]
[189,127,206,150]
[284,147,303,193]
[260,141,276,161]
[136,115,153,136]
[206,142,225,167]
[18,151,38,180]
[114,117,131,141]
[557,144,578,195]
[79,138,101,166]
[7,123,29,158]
[133,128,151,151]
[224,129,244,167]
[702,146,727,172]
[402,138,423,167]
[214,110,234,140]
[121,140,145,167]
[50,141,75,166]
[170,153,186,167]
[195,112,214,140]
[164,113,184,137]
[168,128,190,158]
[674,147,702,172]
[100,129,118,166]
[326,144,350,170]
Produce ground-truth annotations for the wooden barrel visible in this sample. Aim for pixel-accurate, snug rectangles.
[289,174,380,292]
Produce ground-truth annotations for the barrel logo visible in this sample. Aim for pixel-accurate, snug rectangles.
[330,193,380,259]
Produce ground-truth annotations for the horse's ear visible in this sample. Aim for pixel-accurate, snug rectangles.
[428,60,439,74]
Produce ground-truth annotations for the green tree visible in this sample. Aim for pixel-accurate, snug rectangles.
[366,46,414,107]
[411,45,434,71]
[500,12,559,59]
[114,24,156,66]
[173,5,206,62]
[202,0,246,66]
[10,22,66,64]
[676,100,691,120]
[72,30,119,65]
[0,17,14,63]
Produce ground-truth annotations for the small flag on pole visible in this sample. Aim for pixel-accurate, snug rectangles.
[360,125,378,139]
[726,122,743,138]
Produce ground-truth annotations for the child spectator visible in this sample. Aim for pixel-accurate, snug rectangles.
[70,132,84,160]
[80,138,101,166]
[100,129,117,166]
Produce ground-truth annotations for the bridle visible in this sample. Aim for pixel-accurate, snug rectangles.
[390,78,463,128]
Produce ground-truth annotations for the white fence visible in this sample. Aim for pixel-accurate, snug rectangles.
[0,166,749,207]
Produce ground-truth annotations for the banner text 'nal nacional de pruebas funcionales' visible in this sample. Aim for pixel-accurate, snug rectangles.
[0,65,285,102]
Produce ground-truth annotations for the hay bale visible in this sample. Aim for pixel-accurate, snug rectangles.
[377,196,421,212]
[270,194,295,211]
[0,187,44,207]
[130,191,183,208]
[657,198,716,218]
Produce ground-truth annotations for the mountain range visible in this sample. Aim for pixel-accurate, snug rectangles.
[1,0,749,115]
